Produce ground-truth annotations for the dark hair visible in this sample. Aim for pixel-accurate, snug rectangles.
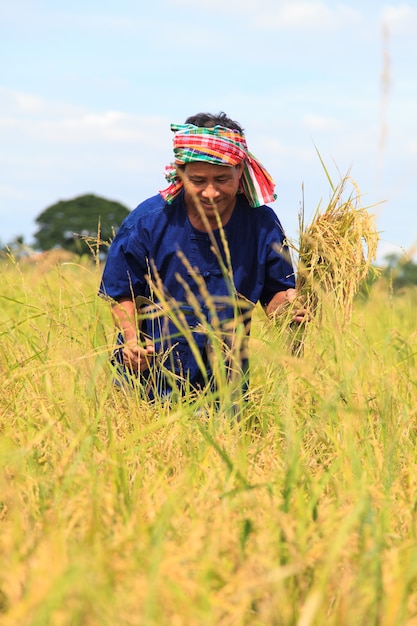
[185,112,244,133]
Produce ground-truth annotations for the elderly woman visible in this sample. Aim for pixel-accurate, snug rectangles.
[100,112,302,399]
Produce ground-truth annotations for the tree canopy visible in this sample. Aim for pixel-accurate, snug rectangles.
[33,194,130,254]
[383,253,417,289]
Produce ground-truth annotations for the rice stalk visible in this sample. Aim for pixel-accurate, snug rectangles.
[287,158,380,356]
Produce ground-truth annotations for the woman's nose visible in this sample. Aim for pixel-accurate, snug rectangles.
[202,183,220,199]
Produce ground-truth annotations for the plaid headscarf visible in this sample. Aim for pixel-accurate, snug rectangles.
[159,123,277,208]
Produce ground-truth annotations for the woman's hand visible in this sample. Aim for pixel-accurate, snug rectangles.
[285,288,310,324]
[122,338,155,372]
[266,288,311,323]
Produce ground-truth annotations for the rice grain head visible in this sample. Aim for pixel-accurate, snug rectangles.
[292,165,379,326]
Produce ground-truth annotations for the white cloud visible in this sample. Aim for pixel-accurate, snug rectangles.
[0,183,25,200]
[381,4,417,34]
[0,87,82,119]
[0,88,169,146]
[36,111,156,144]
[15,92,44,113]
[170,0,244,10]
[254,1,361,31]
[303,114,344,132]
[170,0,362,30]
[0,87,175,243]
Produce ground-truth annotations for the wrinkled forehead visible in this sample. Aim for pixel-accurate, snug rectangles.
[182,161,238,174]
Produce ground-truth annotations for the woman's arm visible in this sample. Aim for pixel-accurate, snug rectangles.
[112,298,155,372]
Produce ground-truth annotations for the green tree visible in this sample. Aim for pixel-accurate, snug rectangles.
[1,235,26,259]
[384,253,417,289]
[33,194,130,255]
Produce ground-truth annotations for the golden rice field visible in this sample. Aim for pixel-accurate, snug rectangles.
[1,251,417,626]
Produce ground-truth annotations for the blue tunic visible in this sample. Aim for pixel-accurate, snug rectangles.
[100,191,295,396]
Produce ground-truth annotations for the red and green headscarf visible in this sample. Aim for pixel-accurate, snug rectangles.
[159,123,277,208]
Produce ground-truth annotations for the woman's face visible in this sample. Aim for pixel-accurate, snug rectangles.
[182,161,244,230]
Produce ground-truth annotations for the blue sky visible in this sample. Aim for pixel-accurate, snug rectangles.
[1,0,416,261]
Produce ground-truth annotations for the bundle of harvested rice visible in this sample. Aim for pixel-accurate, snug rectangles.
[290,158,380,327]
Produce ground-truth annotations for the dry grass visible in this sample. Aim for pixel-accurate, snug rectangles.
[291,157,379,326]
[1,243,417,625]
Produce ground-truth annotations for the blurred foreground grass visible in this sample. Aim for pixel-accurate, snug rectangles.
[1,253,417,626]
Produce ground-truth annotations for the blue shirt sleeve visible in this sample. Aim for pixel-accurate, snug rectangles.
[99,195,163,300]
[259,216,296,306]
